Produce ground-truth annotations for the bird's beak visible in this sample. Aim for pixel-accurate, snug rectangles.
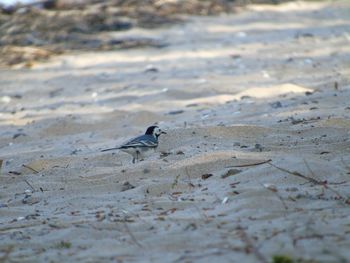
[161,130,167,134]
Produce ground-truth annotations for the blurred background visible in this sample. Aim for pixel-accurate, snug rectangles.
[0,0,292,67]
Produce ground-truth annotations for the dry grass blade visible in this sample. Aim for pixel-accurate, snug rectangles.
[22,164,39,174]
[303,159,317,179]
[121,212,143,248]
[23,178,35,192]
[269,162,319,184]
[226,159,271,168]
[237,225,268,263]
[260,183,288,210]
[269,162,350,205]
[122,220,143,248]
[185,167,194,188]
[171,174,181,189]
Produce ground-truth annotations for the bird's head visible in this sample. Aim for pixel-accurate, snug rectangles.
[145,125,166,138]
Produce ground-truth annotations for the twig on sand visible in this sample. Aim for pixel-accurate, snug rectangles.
[23,178,35,192]
[10,164,37,191]
[236,225,268,263]
[226,159,271,168]
[269,162,319,184]
[22,164,39,174]
[123,220,143,248]
[121,211,143,248]
[303,159,316,179]
[269,162,350,205]
[0,221,41,232]
[292,233,341,246]
[171,174,181,189]
[185,167,195,188]
[260,182,288,210]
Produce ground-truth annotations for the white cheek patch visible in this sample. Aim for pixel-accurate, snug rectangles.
[154,129,160,136]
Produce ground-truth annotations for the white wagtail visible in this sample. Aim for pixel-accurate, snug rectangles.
[101,125,166,163]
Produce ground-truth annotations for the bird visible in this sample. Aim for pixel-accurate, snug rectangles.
[101,125,166,163]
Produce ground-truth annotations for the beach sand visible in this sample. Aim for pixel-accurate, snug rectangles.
[0,1,350,262]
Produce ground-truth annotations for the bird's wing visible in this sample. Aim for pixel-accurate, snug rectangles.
[121,135,158,148]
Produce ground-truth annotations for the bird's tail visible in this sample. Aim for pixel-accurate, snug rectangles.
[101,147,120,152]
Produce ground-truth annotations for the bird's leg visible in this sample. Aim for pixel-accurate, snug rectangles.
[132,157,135,164]
[136,150,140,163]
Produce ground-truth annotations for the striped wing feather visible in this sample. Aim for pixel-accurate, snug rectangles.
[120,135,158,148]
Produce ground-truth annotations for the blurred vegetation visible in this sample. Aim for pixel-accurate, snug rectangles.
[0,0,293,67]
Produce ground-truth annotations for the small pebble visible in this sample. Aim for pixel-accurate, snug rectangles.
[221,169,241,179]
[255,144,263,152]
[24,189,32,195]
[121,181,135,192]
[285,187,299,192]
[269,101,282,109]
[263,183,278,192]
[201,174,213,180]
[167,110,184,115]
[144,65,158,73]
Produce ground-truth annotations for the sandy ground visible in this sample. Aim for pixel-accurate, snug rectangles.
[1,1,350,262]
